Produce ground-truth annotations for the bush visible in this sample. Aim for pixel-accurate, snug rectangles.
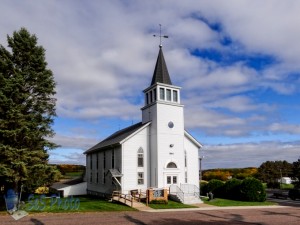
[200,181,208,196]
[239,178,266,202]
[150,199,167,204]
[223,178,242,200]
[205,179,224,197]
[288,189,300,200]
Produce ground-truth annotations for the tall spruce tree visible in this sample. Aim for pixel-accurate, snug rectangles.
[0,28,60,193]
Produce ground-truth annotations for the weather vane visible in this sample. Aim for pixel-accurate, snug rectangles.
[153,24,168,47]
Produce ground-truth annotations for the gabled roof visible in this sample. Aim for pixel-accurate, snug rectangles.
[84,122,149,154]
[184,130,203,148]
[150,46,172,86]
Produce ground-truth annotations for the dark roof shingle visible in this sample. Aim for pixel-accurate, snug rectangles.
[84,122,146,154]
[150,46,172,85]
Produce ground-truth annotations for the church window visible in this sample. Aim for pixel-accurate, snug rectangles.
[173,90,178,102]
[153,88,157,101]
[137,172,144,185]
[103,171,106,184]
[90,172,92,183]
[103,152,106,169]
[90,154,93,170]
[184,151,187,168]
[173,176,177,184]
[166,89,171,101]
[150,90,153,103]
[160,88,165,100]
[96,154,99,170]
[146,93,149,105]
[137,148,144,167]
[167,176,171,184]
[112,149,115,169]
[185,171,188,183]
[167,162,177,168]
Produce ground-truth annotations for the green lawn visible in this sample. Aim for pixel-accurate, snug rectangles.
[1,196,136,213]
[148,200,197,209]
[280,183,294,189]
[202,198,277,207]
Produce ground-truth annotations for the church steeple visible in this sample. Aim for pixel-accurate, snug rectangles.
[142,45,181,124]
[150,46,172,86]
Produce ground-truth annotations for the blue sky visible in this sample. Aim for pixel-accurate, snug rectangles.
[1,0,300,169]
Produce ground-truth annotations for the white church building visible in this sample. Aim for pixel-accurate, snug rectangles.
[84,45,202,203]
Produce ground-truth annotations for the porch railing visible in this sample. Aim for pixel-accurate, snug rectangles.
[180,184,200,198]
[169,185,184,203]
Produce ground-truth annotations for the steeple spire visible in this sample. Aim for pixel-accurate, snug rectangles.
[150,46,172,85]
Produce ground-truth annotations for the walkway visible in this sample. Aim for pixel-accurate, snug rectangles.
[112,196,288,212]
[111,196,153,211]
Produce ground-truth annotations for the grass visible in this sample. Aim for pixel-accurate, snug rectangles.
[1,196,136,213]
[62,172,84,179]
[280,183,294,189]
[202,197,277,207]
[148,200,197,209]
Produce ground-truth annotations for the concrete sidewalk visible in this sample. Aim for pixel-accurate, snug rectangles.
[136,203,289,213]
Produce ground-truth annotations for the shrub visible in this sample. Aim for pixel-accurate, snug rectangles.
[200,181,208,196]
[150,199,167,204]
[239,178,266,202]
[288,189,300,200]
[223,178,242,200]
[205,179,224,197]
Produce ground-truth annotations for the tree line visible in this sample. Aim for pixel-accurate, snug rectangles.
[202,159,300,188]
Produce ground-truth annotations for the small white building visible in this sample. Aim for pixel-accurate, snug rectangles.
[84,45,202,203]
[51,179,87,197]
[278,177,292,184]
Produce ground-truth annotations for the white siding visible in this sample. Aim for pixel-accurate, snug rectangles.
[184,135,200,187]
[58,182,87,197]
[155,102,185,188]
[121,126,149,194]
[86,146,122,195]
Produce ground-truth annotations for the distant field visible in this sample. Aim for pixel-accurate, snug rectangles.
[63,171,84,179]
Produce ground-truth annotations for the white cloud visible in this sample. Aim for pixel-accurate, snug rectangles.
[202,141,300,169]
[1,0,300,167]
[269,123,300,135]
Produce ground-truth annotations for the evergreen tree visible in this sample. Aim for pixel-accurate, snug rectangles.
[0,28,60,193]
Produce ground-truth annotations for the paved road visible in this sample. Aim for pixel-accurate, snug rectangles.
[267,194,300,207]
[0,206,299,225]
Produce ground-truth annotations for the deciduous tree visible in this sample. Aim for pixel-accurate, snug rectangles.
[257,160,293,186]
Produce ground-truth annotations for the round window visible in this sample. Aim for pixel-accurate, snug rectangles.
[168,121,174,128]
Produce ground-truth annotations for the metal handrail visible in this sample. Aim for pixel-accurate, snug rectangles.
[170,185,184,203]
[180,184,200,198]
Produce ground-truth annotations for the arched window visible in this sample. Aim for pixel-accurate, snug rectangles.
[167,162,177,168]
[137,148,144,167]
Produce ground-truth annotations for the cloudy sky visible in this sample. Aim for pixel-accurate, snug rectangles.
[1,0,300,169]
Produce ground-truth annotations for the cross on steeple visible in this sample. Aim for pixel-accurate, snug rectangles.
[153,24,168,47]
